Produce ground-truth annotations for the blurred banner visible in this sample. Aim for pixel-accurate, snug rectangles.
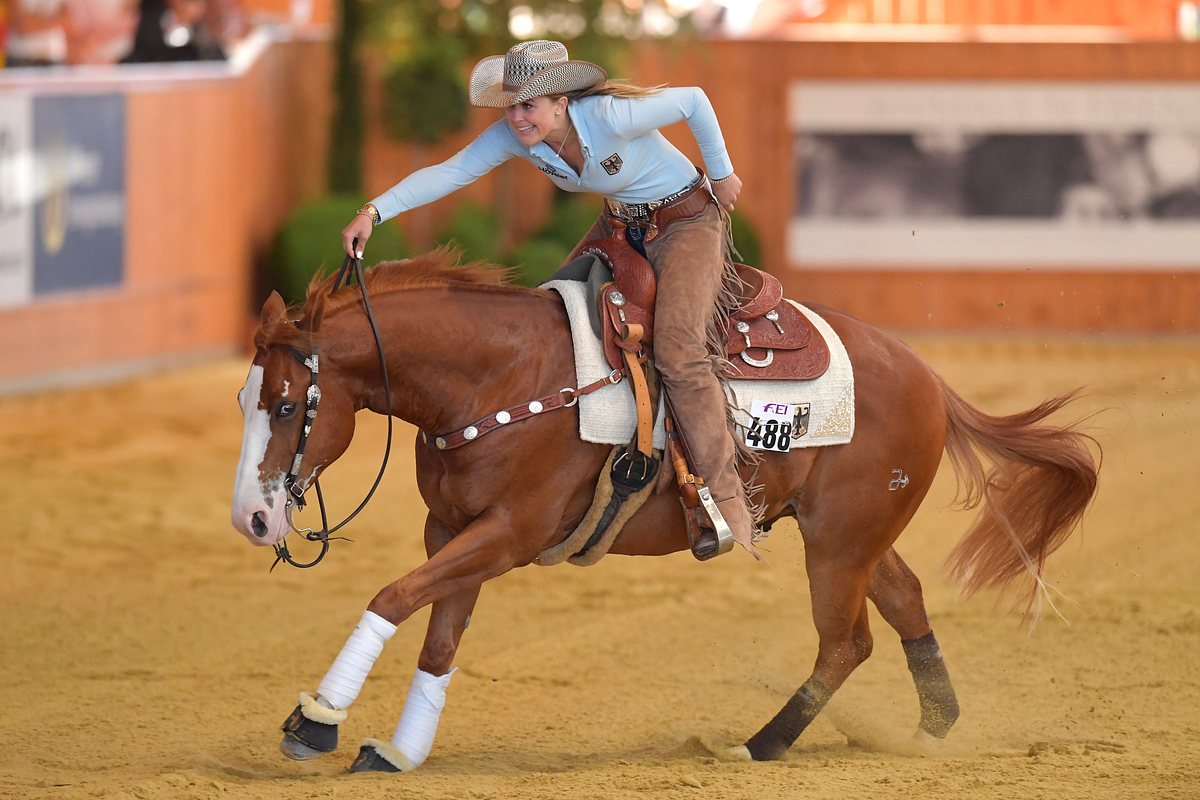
[33,94,126,295]
[0,94,32,306]
[789,82,1200,268]
[0,93,126,308]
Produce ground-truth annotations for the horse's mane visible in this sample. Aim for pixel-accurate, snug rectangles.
[256,247,549,349]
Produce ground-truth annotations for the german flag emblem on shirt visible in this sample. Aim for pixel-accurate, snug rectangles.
[601,153,623,175]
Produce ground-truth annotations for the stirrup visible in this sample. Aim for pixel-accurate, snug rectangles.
[691,485,734,560]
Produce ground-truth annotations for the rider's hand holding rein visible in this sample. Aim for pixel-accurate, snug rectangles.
[343,203,380,259]
[711,171,741,212]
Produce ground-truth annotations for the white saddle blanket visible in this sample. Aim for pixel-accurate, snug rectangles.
[543,280,855,450]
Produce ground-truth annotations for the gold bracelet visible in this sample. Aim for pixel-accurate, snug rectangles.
[356,203,381,225]
[710,173,734,184]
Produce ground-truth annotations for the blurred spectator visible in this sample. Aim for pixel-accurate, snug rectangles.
[961,135,1092,217]
[66,0,138,64]
[120,0,225,62]
[5,0,69,67]
[204,0,247,45]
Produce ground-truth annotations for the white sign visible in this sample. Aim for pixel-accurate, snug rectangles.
[788,82,1200,269]
[0,94,33,308]
[744,400,809,453]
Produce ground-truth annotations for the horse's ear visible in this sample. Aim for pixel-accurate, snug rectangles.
[300,293,325,333]
[261,291,287,324]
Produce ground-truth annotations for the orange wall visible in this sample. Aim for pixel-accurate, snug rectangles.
[635,39,1200,333]
[0,39,330,389]
[4,36,1198,390]
[359,39,1200,334]
[793,0,1182,37]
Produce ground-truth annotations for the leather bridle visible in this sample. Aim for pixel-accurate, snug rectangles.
[271,251,394,571]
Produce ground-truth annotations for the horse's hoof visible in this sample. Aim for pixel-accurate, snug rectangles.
[723,745,753,762]
[279,692,346,760]
[348,739,416,774]
[280,733,328,761]
[913,728,943,747]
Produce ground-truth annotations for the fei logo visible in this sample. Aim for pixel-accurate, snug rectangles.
[744,400,810,453]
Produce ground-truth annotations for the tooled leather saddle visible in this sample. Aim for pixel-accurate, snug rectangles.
[548,223,832,562]
[565,233,831,385]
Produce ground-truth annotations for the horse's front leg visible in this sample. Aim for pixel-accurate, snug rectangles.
[348,514,481,774]
[279,506,538,769]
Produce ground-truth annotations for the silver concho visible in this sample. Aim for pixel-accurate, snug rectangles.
[434,436,448,450]
[463,426,478,440]
[608,290,626,307]
[740,349,774,368]
[496,411,511,424]
[736,320,750,333]
[529,401,544,414]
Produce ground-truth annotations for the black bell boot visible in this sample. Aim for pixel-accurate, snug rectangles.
[280,692,346,761]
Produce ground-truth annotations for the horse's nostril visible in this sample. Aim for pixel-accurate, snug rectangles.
[251,512,268,538]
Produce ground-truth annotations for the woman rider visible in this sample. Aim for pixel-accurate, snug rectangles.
[341,39,754,556]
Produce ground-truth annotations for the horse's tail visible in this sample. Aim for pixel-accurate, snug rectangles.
[936,375,1099,615]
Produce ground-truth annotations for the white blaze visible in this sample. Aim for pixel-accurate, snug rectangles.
[231,364,282,541]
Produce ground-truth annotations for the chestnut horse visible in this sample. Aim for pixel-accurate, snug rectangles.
[230,251,1097,771]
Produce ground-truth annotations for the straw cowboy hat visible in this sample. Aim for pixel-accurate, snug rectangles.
[469,40,607,108]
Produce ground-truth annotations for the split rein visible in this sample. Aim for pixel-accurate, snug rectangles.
[272,251,394,570]
[271,252,636,571]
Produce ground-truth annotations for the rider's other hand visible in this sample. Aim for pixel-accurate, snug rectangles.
[343,214,374,259]
[712,172,742,213]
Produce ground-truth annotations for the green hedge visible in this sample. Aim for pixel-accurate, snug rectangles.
[267,194,407,304]
[728,209,762,268]
[432,200,504,265]
[381,45,469,145]
[511,194,601,287]
[268,195,765,303]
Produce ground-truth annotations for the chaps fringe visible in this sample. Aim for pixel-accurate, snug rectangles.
[710,206,766,531]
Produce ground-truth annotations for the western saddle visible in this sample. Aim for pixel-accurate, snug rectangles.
[552,222,831,559]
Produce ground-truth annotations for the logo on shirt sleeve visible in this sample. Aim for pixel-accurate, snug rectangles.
[601,153,623,175]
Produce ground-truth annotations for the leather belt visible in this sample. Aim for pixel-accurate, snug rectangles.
[604,171,712,239]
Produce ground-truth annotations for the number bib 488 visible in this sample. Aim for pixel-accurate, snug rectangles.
[744,400,810,453]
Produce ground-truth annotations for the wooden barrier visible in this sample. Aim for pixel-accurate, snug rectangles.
[3,36,1197,392]
[363,38,1200,333]
[631,40,1200,333]
[0,36,330,390]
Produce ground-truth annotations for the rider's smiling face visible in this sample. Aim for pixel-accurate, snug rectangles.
[504,96,567,148]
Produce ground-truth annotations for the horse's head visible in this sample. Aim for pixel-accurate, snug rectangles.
[230,290,357,546]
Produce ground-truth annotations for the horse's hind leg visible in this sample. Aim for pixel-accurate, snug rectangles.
[868,548,959,738]
[742,552,875,760]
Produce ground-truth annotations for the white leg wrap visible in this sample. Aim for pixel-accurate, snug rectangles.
[388,667,456,769]
[316,610,397,710]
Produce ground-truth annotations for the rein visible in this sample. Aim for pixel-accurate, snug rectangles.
[270,253,641,569]
[272,251,394,571]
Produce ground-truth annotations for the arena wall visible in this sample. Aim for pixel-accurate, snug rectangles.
[3,36,1198,388]
[635,39,1200,334]
[0,35,330,390]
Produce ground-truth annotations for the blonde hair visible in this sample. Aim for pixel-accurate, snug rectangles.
[558,80,665,103]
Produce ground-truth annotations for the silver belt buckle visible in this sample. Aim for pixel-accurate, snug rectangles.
[607,199,638,220]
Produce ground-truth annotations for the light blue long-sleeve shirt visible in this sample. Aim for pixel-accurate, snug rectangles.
[369,87,735,222]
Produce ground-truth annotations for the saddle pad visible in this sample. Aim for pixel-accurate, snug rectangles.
[544,280,855,450]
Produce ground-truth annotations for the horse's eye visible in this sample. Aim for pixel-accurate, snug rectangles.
[277,401,297,419]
